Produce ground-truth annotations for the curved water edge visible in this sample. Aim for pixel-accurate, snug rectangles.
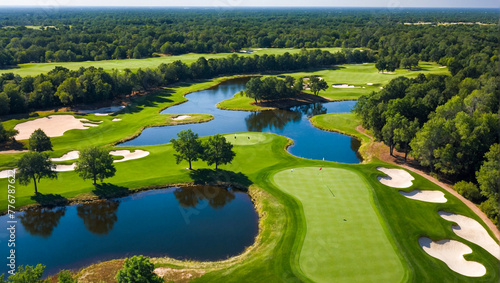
[0,185,259,276]
[120,77,362,164]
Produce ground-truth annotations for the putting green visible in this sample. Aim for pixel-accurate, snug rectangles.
[273,167,405,282]
[223,133,273,146]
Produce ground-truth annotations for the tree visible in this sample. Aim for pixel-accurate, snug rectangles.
[0,92,10,115]
[170,129,203,170]
[394,118,419,160]
[75,146,116,185]
[57,270,77,283]
[309,76,328,95]
[245,77,264,102]
[2,264,45,283]
[115,255,163,283]
[476,143,499,200]
[454,181,482,202]
[18,151,57,194]
[203,134,235,170]
[0,123,18,144]
[55,77,82,105]
[28,129,53,152]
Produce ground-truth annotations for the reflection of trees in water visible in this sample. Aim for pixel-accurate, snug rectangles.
[350,137,363,162]
[294,103,327,117]
[19,207,66,237]
[174,186,235,209]
[77,200,119,235]
[246,110,302,132]
[246,103,327,132]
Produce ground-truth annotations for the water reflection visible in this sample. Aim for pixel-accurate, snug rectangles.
[296,103,328,117]
[246,110,302,132]
[174,186,236,209]
[76,200,119,235]
[351,138,364,162]
[19,207,66,238]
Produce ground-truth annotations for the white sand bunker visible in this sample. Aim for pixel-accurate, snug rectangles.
[377,167,414,188]
[54,164,76,172]
[367,83,374,85]
[79,106,125,115]
[419,237,486,277]
[50,151,79,161]
[172,115,191,121]
[0,169,15,179]
[399,189,447,203]
[14,115,100,140]
[110,150,150,163]
[439,211,500,260]
[332,84,358,88]
[112,118,122,121]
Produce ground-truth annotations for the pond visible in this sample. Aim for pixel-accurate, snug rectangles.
[0,186,258,276]
[120,77,362,164]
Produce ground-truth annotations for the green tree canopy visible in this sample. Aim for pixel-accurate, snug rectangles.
[75,146,116,185]
[309,76,328,95]
[0,123,18,144]
[115,255,163,283]
[17,151,57,194]
[203,134,235,170]
[0,264,45,283]
[170,129,203,170]
[28,129,53,152]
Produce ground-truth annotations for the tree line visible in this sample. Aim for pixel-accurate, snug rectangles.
[0,8,497,66]
[0,49,372,116]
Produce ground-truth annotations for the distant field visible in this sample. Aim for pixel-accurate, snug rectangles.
[1,47,344,77]
[281,62,449,100]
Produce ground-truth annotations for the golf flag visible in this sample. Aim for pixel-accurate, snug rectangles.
[319,167,322,170]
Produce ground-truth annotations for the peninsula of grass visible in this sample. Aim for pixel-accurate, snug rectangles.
[216,91,330,112]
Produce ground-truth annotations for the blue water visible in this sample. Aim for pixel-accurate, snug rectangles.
[0,186,258,276]
[121,77,361,164]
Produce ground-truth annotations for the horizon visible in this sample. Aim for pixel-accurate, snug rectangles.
[1,0,499,9]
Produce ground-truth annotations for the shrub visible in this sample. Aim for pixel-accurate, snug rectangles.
[115,255,163,283]
[454,181,482,203]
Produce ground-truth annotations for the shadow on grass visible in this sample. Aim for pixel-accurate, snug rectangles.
[121,88,175,114]
[92,183,130,199]
[189,169,252,188]
[31,193,68,207]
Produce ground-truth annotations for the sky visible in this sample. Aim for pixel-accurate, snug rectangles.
[1,0,499,8]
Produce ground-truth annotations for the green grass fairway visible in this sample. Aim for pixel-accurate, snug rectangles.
[1,47,344,77]
[223,132,273,146]
[273,167,405,283]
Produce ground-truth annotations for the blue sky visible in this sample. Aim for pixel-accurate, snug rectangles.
[2,0,499,8]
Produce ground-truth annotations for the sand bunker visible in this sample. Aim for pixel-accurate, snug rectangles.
[367,83,374,85]
[332,84,358,88]
[439,66,447,68]
[110,150,150,163]
[54,164,76,172]
[419,237,486,277]
[0,169,15,179]
[399,189,447,203]
[439,211,500,260]
[14,115,100,140]
[172,115,191,121]
[50,151,79,162]
[377,167,414,188]
[112,118,122,121]
[78,106,125,115]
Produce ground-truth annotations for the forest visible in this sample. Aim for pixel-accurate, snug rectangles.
[0,8,498,66]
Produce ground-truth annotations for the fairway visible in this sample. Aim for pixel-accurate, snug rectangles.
[273,167,405,282]
[0,47,344,77]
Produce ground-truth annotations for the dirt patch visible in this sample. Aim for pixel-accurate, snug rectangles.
[77,259,124,283]
[154,267,206,283]
[253,93,330,109]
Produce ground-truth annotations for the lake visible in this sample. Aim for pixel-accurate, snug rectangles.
[120,77,361,164]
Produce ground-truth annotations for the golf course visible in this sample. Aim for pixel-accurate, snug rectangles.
[0,57,498,282]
